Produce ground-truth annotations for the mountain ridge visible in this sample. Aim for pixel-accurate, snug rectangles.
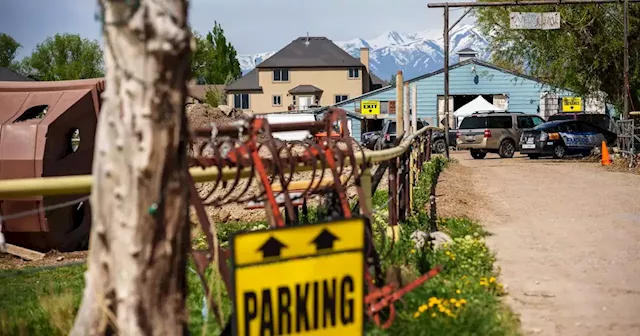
[237,24,491,81]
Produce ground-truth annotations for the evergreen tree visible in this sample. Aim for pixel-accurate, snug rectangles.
[192,22,241,84]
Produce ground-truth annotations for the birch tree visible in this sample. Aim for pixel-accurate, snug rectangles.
[71,0,192,335]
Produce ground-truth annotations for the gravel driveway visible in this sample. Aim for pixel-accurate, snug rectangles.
[452,152,640,336]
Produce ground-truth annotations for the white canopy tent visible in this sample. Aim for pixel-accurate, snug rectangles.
[453,95,505,127]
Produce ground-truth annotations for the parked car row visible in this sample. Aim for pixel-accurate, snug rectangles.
[361,119,452,153]
[455,111,617,160]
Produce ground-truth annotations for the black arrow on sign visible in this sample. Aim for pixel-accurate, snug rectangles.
[311,228,339,251]
[257,236,286,258]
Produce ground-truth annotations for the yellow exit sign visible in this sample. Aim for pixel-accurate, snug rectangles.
[562,97,582,112]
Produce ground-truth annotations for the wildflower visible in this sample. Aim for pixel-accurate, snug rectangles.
[431,313,437,318]
[438,305,446,312]
[450,298,457,304]
[459,298,467,304]
[411,249,416,254]
[413,311,420,318]
[445,251,451,256]
[489,276,496,283]
[418,304,428,313]
[456,289,462,294]
[455,302,462,308]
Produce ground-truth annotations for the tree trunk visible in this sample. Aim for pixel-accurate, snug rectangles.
[71,1,191,335]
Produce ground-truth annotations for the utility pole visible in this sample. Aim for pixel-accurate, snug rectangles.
[624,0,630,118]
[443,3,451,159]
[429,0,639,120]
[72,0,192,335]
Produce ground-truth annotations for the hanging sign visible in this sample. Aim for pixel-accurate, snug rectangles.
[230,218,365,336]
[562,97,582,112]
[510,12,561,30]
[361,100,380,115]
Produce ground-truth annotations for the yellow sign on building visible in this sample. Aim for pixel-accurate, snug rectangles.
[361,100,380,115]
[230,218,365,336]
[562,97,582,112]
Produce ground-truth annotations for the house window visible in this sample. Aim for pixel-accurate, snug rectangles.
[273,69,289,82]
[272,95,282,107]
[348,68,359,79]
[234,94,250,109]
[335,95,349,104]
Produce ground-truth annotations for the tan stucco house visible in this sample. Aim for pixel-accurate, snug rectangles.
[226,36,386,114]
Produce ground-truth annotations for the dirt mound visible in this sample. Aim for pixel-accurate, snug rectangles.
[186,103,247,128]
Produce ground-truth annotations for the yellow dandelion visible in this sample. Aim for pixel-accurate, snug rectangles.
[451,256,456,261]
[418,304,428,312]
[445,251,451,256]
[431,312,437,317]
[413,311,420,318]
[459,299,467,304]
[438,305,446,312]
[450,298,457,303]
[456,289,462,294]
[455,302,462,308]
[489,277,496,283]
[411,249,416,254]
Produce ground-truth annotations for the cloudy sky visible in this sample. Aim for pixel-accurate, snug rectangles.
[1,0,469,59]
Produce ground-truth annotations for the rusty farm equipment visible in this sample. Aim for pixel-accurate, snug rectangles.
[187,107,442,332]
[0,78,104,251]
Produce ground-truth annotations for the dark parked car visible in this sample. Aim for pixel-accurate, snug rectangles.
[361,130,383,150]
[378,119,449,153]
[547,113,615,132]
[520,119,617,159]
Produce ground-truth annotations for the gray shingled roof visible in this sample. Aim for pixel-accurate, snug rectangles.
[457,48,477,53]
[0,67,34,81]
[225,68,263,91]
[256,37,364,68]
[288,85,323,94]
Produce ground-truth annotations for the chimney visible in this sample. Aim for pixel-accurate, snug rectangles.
[457,48,478,63]
[360,47,370,72]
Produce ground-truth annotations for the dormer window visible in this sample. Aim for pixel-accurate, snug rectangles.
[348,68,359,79]
[273,69,289,82]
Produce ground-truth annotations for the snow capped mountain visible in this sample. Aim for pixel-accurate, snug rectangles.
[236,24,491,81]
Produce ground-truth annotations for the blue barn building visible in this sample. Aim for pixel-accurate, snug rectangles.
[333,50,597,141]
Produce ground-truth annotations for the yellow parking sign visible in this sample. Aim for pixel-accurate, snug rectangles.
[562,97,582,112]
[361,100,380,115]
[230,218,365,336]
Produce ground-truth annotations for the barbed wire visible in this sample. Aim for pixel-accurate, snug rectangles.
[0,196,89,222]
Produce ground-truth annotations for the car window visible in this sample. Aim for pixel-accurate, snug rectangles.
[579,121,601,133]
[487,116,513,128]
[388,122,396,134]
[459,116,487,129]
[560,121,581,133]
[517,116,534,129]
[532,116,545,126]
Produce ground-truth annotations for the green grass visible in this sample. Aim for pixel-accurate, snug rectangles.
[0,157,520,335]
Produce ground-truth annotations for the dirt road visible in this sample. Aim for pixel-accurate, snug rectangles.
[449,152,640,336]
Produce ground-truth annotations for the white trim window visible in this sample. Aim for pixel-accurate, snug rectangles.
[234,93,250,109]
[273,69,289,82]
[335,95,349,104]
[348,68,359,79]
[272,95,282,107]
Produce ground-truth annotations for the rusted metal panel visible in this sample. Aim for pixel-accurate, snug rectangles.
[0,78,104,251]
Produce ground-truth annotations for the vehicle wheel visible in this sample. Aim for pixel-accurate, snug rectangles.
[498,139,516,158]
[552,144,566,159]
[432,139,447,153]
[528,154,540,159]
[470,150,486,160]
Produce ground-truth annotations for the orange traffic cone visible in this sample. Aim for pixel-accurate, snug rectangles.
[601,141,612,166]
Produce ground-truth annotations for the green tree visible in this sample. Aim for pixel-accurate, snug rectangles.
[0,33,21,69]
[192,22,241,84]
[20,33,104,81]
[389,74,397,87]
[475,4,640,112]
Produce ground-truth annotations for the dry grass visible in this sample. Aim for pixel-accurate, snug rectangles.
[39,291,77,336]
[435,162,482,220]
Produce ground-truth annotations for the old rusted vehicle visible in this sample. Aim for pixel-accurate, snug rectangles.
[0,78,104,251]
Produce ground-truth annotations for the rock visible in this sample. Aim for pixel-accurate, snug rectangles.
[529,328,542,334]
[218,209,231,222]
[430,231,453,250]
[56,256,64,262]
[218,105,232,116]
[410,230,453,250]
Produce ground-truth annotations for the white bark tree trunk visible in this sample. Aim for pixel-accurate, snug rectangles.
[71,0,191,335]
